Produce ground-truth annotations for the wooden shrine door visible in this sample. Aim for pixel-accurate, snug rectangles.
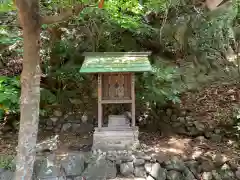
[97,73,135,128]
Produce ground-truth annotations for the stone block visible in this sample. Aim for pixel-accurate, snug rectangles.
[81,154,117,180]
[149,163,166,180]
[33,154,63,179]
[134,166,146,177]
[120,162,134,177]
[133,158,145,166]
[61,153,85,176]
[92,127,139,151]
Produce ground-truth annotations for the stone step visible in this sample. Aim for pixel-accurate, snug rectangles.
[108,178,145,180]
[95,127,138,131]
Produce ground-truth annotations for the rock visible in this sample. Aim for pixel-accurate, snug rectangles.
[54,127,61,133]
[0,170,14,180]
[120,162,134,177]
[202,172,213,180]
[134,166,146,177]
[188,126,201,136]
[185,160,199,176]
[53,110,63,117]
[133,152,151,161]
[219,163,235,179]
[61,153,85,176]
[204,131,212,138]
[172,122,182,128]
[81,155,117,180]
[47,120,53,126]
[185,116,193,122]
[146,175,155,180]
[145,163,153,173]
[166,109,172,117]
[61,123,72,132]
[133,158,145,166]
[106,154,117,161]
[191,149,204,160]
[164,157,185,171]
[69,99,82,105]
[167,170,182,180]
[2,125,12,132]
[71,123,81,132]
[74,177,83,180]
[81,115,88,123]
[183,167,196,180]
[212,170,222,180]
[194,121,205,132]
[149,163,166,180]
[221,163,231,171]
[152,153,168,164]
[46,126,53,130]
[212,153,228,167]
[214,129,221,134]
[228,161,238,171]
[77,123,93,134]
[117,155,134,163]
[210,134,222,143]
[171,114,177,122]
[195,136,207,143]
[50,117,58,122]
[236,168,240,179]
[178,117,185,123]
[200,160,215,172]
[175,126,188,135]
[0,168,5,173]
[33,155,63,179]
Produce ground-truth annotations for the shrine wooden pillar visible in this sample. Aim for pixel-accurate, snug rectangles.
[131,74,136,127]
[98,74,102,128]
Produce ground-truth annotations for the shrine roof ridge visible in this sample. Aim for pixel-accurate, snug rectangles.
[82,52,152,57]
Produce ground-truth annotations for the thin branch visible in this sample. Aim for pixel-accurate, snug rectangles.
[205,0,224,11]
[40,4,91,25]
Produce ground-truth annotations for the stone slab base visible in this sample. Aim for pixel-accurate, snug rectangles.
[92,126,139,151]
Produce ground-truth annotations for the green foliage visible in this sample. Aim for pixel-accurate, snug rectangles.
[0,26,23,53]
[137,60,182,105]
[0,0,15,12]
[0,29,22,46]
[233,105,240,138]
[40,88,57,105]
[0,76,20,120]
[0,155,15,170]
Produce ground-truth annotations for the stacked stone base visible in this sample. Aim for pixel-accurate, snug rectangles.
[92,126,139,151]
[1,150,240,180]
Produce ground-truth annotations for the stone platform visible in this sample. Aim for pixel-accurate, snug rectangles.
[92,126,139,151]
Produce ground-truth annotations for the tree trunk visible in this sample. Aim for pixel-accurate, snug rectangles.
[15,0,41,180]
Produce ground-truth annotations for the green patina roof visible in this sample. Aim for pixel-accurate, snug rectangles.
[80,52,152,73]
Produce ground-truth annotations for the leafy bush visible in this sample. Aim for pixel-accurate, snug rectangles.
[0,76,60,118]
[233,104,240,138]
[0,155,15,170]
[136,60,182,105]
[0,76,20,120]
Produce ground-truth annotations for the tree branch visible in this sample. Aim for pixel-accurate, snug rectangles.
[205,0,227,11]
[41,4,88,25]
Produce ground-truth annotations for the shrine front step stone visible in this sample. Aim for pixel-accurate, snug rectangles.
[92,127,139,151]
[95,126,139,131]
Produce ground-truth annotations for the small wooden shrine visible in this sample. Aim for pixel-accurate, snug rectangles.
[80,52,152,150]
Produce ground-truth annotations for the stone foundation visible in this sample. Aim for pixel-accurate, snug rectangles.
[92,126,139,151]
[1,149,240,180]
